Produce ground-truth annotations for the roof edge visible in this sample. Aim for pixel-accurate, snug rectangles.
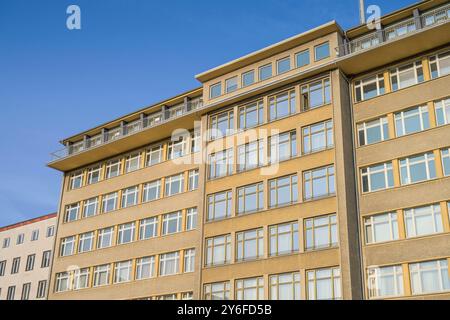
[0,213,57,233]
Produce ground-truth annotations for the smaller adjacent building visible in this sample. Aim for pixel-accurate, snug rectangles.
[0,213,57,300]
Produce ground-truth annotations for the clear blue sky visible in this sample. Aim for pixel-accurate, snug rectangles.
[0,0,416,226]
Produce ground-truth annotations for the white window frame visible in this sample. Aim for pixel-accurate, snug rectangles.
[367,265,404,299]
[183,248,196,273]
[357,117,389,146]
[117,222,136,245]
[159,252,180,276]
[404,204,443,238]
[354,73,385,102]
[410,259,450,295]
[399,152,436,185]
[164,173,185,196]
[125,153,141,173]
[142,179,161,202]
[97,227,114,249]
[364,212,399,244]
[390,61,424,91]
[102,192,118,213]
[78,232,94,253]
[435,97,450,126]
[394,105,429,137]
[361,162,394,193]
[114,260,132,283]
[162,211,182,235]
[139,217,158,240]
[429,50,450,79]
[105,160,121,179]
[121,186,139,208]
[186,207,198,231]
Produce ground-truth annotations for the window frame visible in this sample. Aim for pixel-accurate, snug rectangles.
[236,228,264,262]
[314,42,330,61]
[205,234,232,266]
[399,152,436,185]
[302,119,334,153]
[303,165,335,200]
[361,162,394,193]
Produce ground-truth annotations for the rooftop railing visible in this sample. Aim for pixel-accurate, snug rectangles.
[336,3,450,57]
[50,97,204,161]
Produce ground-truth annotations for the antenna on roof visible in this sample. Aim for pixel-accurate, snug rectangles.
[359,0,366,25]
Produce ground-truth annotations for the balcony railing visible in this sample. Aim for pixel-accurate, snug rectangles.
[336,3,450,57]
[50,97,204,161]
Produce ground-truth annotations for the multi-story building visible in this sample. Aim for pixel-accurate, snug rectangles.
[47,0,450,300]
[0,213,56,300]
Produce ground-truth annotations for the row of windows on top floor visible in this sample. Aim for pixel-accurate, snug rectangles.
[201,258,450,300]
[357,97,450,147]
[209,42,331,99]
[353,50,449,103]
[1,225,55,250]
[66,76,332,190]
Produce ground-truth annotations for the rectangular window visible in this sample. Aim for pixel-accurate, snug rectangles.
[235,277,264,300]
[73,268,90,290]
[87,166,102,184]
[143,179,161,202]
[410,259,450,295]
[357,117,389,146]
[385,20,416,40]
[209,110,234,140]
[64,203,80,222]
[55,272,70,292]
[25,254,35,271]
[135,256,155,280]
[184,248,195,273]
[269,174,298,208]
[238,100,264,129]
[367,265,404,299]
[304,165,335,200]
[16,233,24,245]
[67,270,86,292]
[296,49,310,68]
[429,51,450,79]
[269,130,297,163]
[204,282,230,300]
[165,173,185,196]
[277,57,291,74]
[210,82,222,99]
[36,280,47,298]
[225,76,238,93]
[125,153,140,173]
[390,61,424,91]
[31,229,39,241]
[269,89,296,121]
[435,98,450,126]
[60,236,75,257]
[191,129,201,153]
[46,226,55,237]
[237,182,264,215]
[114,260,132,283]
[139,217,158,240]
[301,78,331,111]
[442,148,450,176]
[162,211,182,235]
[205,234,231,266]
[242,70,255,87]
[41,250,52,268]
[167,135,188,160]
[0,260,6,276]
[121,186,139,208]
[302,120,334,153]
[97,227,114,249]
[364,212,399,244]
[2,237,10,248]
[208,149,234,179]
[78,232,94,253]
[106,160,121,179]
[237,140,264,172]
[117,222,136,245]
[270,272,301,300]
[307,267,341,300]
[93,264,110,287]
[83,197,98,218]
[236,228,264,262]
[259,63,272,81]
[404,204,443,238]
[69,171,83,190]
[314,42,330,61]
[102,192,118,213]
[159,252,180,276]
[186,207,198,231]
[188,169,199,191]
[361,162,394,193]
[354,74,385,102]
[7,286,16,300]
[207,190,232,221]
[395,105,429,137]
[305,214,338,251]
[400,152,436,185]
[269,222,299,256]
[146,144,163,166]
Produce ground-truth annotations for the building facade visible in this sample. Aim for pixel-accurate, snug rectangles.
[0,213,56,300]
[47,0,450,300]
